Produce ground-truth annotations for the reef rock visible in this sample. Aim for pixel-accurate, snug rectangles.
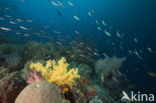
[0,70,26,103]
[15,81,63,103]
[4,52,21,68]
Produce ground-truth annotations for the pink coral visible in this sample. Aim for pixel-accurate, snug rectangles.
[27,69,43,84]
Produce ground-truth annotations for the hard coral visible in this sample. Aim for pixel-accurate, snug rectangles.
[15,81,63,103]
[30,57,80,88]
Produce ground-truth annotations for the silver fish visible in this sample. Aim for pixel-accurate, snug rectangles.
[0,27,11,31]
[75,30,80,34]
[147,47,152,53]
[68,1,74,7]
[0,18,5,20]
[57,1,65,8]
[102,20,107,26]
[117,31,122,38]
[53,30,61,34]
[9,21,16,24]
[73,16,80,21]
[51,1,59,6]
[20,26,28,30]
[97,26,102,31]
[88,11,92,16]
[104,30,111,36]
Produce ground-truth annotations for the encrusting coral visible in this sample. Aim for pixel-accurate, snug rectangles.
[29,57,80,89]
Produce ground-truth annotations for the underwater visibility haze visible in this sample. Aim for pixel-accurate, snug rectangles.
[0,0,156,103]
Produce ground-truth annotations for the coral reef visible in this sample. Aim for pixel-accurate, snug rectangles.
[107,79,123,102]
[0,67,26,103]
[89,96,103,103]
[15,81,63,103]
[21,60,34,81]
[23,41,64,61]
[92,84,114,103]
[0,39,127,103]
[0,43,23,59]
[0,43,23,68]
[70,62,93,79]
[4,52,21,68]
[0,66,9,79]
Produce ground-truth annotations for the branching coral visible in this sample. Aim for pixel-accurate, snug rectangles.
[29,57,80,88]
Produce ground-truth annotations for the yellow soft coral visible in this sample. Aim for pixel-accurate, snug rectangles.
[29,57,80,88]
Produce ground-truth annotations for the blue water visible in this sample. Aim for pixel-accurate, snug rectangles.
[0,0,156,93]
